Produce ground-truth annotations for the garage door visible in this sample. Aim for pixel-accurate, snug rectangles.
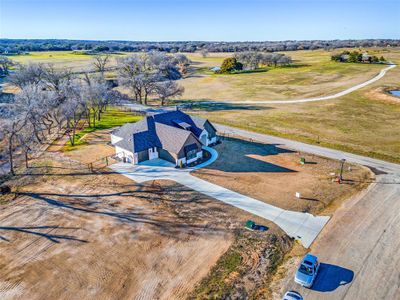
[137,150,149,162]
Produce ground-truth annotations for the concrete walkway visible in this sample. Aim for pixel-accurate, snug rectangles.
[110,147,329,248]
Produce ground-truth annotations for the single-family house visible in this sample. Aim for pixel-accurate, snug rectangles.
[110,110,218,166]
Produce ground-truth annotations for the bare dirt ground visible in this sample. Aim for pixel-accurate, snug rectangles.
[193,137,372,215]
[0,151,235,300]
[0,130,290,300]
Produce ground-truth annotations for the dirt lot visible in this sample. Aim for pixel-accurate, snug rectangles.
[193,137,372,215]
[0,130,290,300]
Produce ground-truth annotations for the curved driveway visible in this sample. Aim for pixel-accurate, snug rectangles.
[110,147,330,248]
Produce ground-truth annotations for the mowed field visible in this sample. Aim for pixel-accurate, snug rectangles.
[181,50,384,101]
[8,51,124,73]
[182,48,400,163]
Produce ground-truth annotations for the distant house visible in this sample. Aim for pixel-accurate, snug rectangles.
[111,110,218,166]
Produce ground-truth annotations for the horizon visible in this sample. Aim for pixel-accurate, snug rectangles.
[1,0,399,41]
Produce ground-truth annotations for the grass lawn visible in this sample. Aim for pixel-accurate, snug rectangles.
[63,107,142,151]
[179,49,385,102]
[7,51,127,73]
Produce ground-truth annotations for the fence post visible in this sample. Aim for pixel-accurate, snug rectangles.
[106,156,108,166]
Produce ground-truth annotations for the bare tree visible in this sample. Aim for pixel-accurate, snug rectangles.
[200,49,209,58]
[154,81,184,106]
[93,54,110,76]
[173,54,190,75]
[8,63,45,88]
[0,56,14,76]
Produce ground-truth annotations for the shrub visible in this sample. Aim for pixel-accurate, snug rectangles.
[220,57,243,73]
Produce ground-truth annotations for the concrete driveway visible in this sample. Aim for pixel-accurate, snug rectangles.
[110,147,329,248]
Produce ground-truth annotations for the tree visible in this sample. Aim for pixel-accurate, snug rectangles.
[117,52,185,104]
[154,81,184,106]
[220,57,243,73]
[173,54,190,75]
[0,56,14,76]
[8,63,45,88]
[93,54,110,76]
[200,49,209,58]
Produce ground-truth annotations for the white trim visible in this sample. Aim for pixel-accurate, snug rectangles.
[111,134,123,145]
[115,146,135,164]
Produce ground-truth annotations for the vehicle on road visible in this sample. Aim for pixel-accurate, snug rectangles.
[283,290,303,300]
[244,220,268,231]
[294,254,320,288]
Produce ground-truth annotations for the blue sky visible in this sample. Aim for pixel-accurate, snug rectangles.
[0,0,399,41]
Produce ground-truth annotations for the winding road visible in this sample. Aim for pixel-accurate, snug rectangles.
[193,63,396,105]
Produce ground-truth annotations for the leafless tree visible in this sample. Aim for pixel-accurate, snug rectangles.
[8,63,45,88]
[117,52,182,105]
[154,81,184,106]
[200,49,209,58]
[93,54,110,76]
[172,54,190,75]
[0,56,14,76]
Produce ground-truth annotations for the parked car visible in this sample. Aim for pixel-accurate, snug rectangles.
[244,220,268,231]
[294,254,320,288]
[283,291,303,300]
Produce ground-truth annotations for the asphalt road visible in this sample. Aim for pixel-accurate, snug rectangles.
[216,124,400,300]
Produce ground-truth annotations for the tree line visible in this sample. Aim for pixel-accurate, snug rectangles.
[0,51,187,175]
[219,52,292,73]
[1,39,399,54]
[331,50,386,63]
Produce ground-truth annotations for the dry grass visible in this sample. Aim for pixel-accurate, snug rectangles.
[179,49,384,102]
[193,137,372,215]
[186,48,400,163]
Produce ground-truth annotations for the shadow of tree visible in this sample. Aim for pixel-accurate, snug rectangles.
[0,226,88,243]
[17,189,228,240]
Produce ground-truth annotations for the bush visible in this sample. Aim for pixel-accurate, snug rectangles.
[220,57,243,73]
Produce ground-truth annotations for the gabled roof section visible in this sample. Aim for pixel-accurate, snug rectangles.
[152,110,204,137]
[155,123,192,154]
[111,110,210,154]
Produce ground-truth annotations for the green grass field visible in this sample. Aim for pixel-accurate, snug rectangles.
[63,107,142,151]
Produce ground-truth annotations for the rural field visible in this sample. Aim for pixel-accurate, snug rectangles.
[180,48,400,163]
[0,122,370,299]
[0,46,399,299]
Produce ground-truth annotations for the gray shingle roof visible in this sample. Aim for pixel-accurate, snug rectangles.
[112,110,205,154]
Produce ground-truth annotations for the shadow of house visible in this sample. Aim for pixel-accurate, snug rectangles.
[204,137,297,173]
[0,226,88,243]
[311,263,354,292]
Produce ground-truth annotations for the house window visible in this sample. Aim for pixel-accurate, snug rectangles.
[186,149,197,160]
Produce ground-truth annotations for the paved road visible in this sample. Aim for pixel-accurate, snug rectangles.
[109,147,329,248]
[217,125,400,300]
[216,124,400,174]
